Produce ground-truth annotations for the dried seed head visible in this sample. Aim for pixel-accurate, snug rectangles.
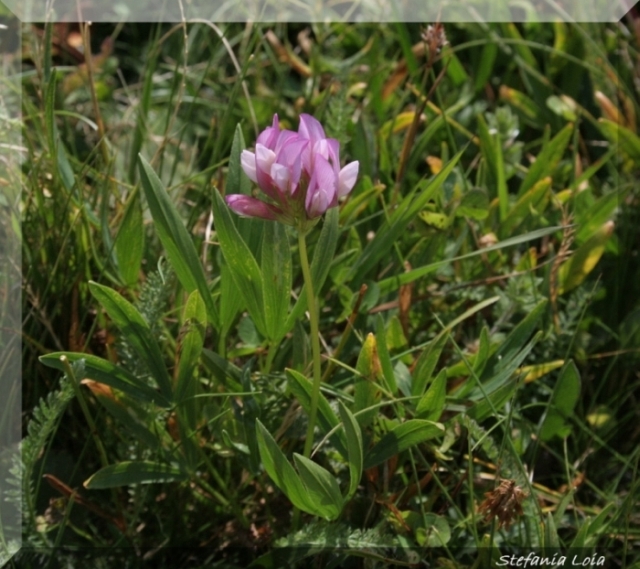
[478,478,528,530]
[421,23,448,56]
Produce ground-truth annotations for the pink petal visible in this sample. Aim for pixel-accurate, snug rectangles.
[225,194,281,221]
[307,187,330,218]
[256,114,280,149]
[289,153,303,195]
[327,139,341,170]
[276,137,308,168]
[306,154,337,217]
[241,150,258,184]
[273,130,299,155]
[337,161,359,198]
[314,139,330,161]
[298,114,326,144]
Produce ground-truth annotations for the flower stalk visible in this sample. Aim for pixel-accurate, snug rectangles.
[225,113,359,459]
[297,230,322,459]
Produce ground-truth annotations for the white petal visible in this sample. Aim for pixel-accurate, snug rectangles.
[337,161,359,197]
[307,187,330,218]
[270,163,290,195]
[241,150,258,184]
[255,144,276,174]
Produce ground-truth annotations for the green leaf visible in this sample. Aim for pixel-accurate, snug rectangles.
[544,512,560,549]
[227,124,252,196]
[442,46,468,86]
[539,361,581,441]
[45,72,61,183]
[211,189,267,337]
[201,348,243,391]
[255,420,317,515]
[477,114,498,187]
[518,123,573,197]
[553,487,577,527]
[456,188,489,220]
[56,141,75,194]
[338,401,363,501]
[364,420,444,469]
[465,330,542,405]
[587,503,614,537]
[115,191,144,286]
[474,42,498,93]
[39,352,170,407]
[598,118,640,162]
[568,518,591,551]
[546,95,577,121]
[175,290,207,439]
[286,369,347,458]
[219,258,244,338]
[500,176,552,237]
[473,326,491,377]
[502,23,538,68]
[138,155,218,326]
[261,222,292,342]
[416,369,447,421]
[575,189,621,244]
[354,333,382,428]
[89,281,173,401]
[375,315,397,395]
[412,334,447,397]
[495,130,508,222]
[500,86,542,121]
[466,379,520,422]
[84,461,186,489]
[93,395,162,450]
[231,361,261,475]
[293,454,343,521]
[416,514,451,547]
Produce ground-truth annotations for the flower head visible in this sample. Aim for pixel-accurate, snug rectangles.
[225,114,359,230]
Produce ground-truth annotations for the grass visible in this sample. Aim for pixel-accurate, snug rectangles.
[4,17,640,568]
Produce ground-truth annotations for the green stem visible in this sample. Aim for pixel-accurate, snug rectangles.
[263,340,278,375]
[298,231,322,459]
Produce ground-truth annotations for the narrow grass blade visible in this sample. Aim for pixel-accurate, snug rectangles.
[378,226,564,295]
[84,461,186,489]
[348,150,463,284]
[518,123,573,197]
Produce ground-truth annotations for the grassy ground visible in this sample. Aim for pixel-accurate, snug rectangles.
[5,17,640,568]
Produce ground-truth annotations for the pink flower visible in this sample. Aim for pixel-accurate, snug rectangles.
[225,114,359,228]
